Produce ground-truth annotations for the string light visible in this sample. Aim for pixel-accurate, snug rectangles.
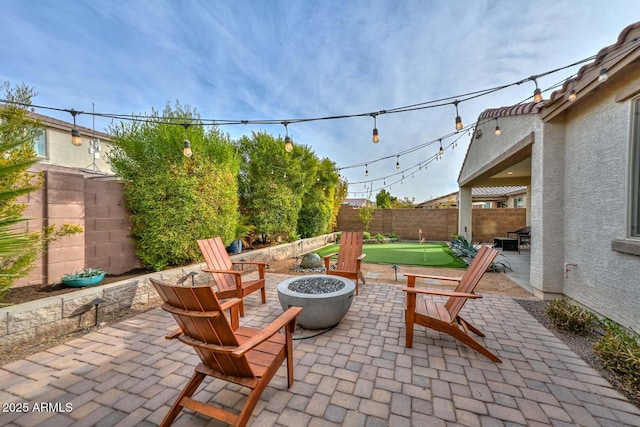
[182,123,192,157]
[494,117,501,135]
[598,66,608,82]
[453,100,463,131]
[396,156,400,169]
[283,122,293,152]
[365,164,368,176]
[371,114,379,143]
[531,76,543,102]
[568,88,577,101]
[69,110,82,146]
[438,139,444,156]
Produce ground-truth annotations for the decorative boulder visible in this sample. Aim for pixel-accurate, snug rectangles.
[301,253,323,268]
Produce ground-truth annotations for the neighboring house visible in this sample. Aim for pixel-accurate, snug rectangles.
[341,198,373,208]
[28,110,114,174]
[457,22,640,332]
[417,186,527,209]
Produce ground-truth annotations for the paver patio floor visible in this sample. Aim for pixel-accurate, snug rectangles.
[1,273,639,426]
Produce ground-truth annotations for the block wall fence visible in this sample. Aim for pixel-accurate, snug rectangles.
[336,207,526,243]
[17,168,141,287]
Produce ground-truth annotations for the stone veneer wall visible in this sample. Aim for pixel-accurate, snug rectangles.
[336,207,526,243]
[0,234,334,352]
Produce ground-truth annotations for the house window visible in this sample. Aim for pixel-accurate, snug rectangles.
[631,98,640,237]
[497,201,507,208]
[33,130,47,158]
[513,197,524,208]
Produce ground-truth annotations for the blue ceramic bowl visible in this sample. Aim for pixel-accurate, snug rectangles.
[61,272,106,288]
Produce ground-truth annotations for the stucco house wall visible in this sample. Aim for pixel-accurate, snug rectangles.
[559,70,640,331]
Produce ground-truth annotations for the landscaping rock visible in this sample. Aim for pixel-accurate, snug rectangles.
[301,253,323,268]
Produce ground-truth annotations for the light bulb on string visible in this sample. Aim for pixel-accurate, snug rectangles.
[439,139,444,156]
[395,156,400,169]
[531,77,543,102]
[371,114,379,143]
[182,123,192,157]
[494,117,501,135]
[598,66,608,83]
[365,164,368,177]
[69,110,82,146]
[283,122,293,152]
[453,100,463,131]
[568,89,577,101]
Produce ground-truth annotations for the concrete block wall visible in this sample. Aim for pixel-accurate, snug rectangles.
[85,179,140,275]
[336,207,526,243]
[15,168,141,287]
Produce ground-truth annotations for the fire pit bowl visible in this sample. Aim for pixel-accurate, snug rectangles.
[277,274,355,329]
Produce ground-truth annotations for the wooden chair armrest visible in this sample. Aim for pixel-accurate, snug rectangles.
[169,308,303,358]
[231,307,303,357]
[401,287,482,298]
[166,328,182,339]
[203,268,242,275]
[356,253,367,260]
[219,298,242,311]
[232,261,269,266]
[322,252,339,259]
[403,273,463,282]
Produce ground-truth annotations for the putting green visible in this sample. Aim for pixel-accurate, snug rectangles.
[316,241,466,268]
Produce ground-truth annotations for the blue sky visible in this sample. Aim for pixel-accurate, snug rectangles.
[1,1,638,202]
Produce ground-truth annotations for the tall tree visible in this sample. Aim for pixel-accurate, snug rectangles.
[298,157,340,238]
[375,189,392,208]
[108,102,240,270]
[237,132,317,242]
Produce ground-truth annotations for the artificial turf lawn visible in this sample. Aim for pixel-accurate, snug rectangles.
[316,241,467,268]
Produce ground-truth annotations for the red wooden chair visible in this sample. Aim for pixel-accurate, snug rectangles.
[403,245,502,362]
[197,237,267,316]
[323,231,366,295]
[150,278,302,427]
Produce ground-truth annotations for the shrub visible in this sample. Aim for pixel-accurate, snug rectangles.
[389,232,398,239]
[374,233,385,242]
[594,319,640,391]
[546,298,596,334]
[362,231,371,240]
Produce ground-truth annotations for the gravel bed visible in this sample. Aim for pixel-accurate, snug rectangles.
[290,265,327,274]
[516,298,639,408]
[287,276,345,294]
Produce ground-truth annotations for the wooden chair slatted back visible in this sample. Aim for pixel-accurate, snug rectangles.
[336,231,363,272]
[444,245,499,319]
[197,238,236,293]
[151,278,255,378]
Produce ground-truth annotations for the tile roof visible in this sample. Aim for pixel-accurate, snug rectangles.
[477,102,544,120]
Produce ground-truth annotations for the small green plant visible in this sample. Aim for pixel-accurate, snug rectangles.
[362,231,371,240]
[63,268,106,280]
[389,232,398,239]
[594,319,640,392]
[374,233,385,242]
[546,298,596,334]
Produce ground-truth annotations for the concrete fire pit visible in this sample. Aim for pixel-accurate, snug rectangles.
[277,274,355,329]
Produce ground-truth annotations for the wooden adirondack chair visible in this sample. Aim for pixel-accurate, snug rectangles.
[323,231,366,295]
[403,245,502,362]
[197,237,267,317]
[150,278,302,427]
